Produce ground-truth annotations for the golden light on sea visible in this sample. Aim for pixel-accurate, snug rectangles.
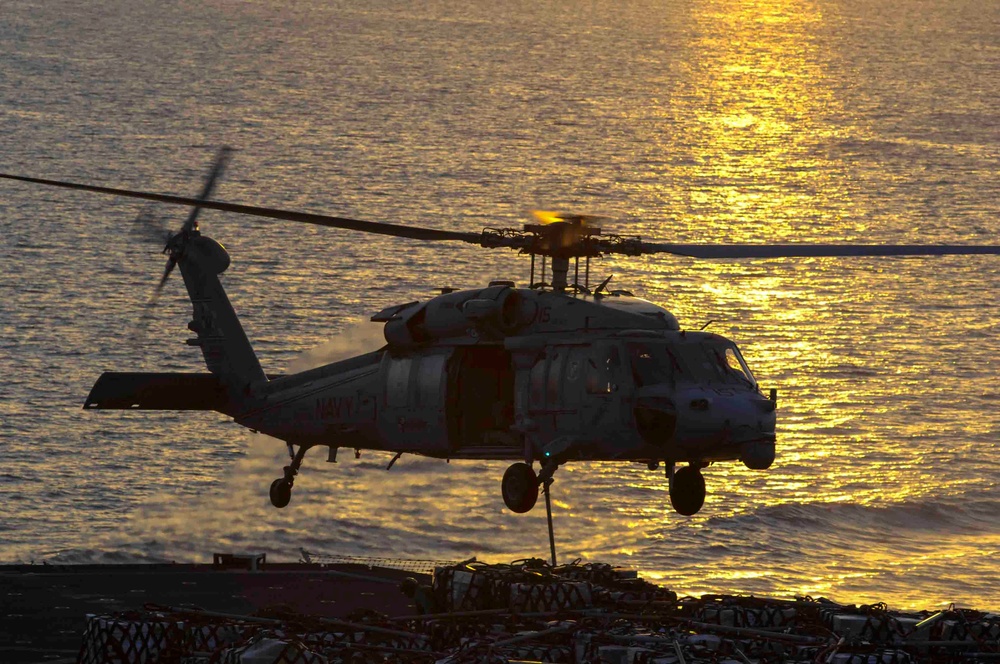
[594,2,977,597]
[674,0,840,239]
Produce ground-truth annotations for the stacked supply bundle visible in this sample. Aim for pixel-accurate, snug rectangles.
[76,559,1000,663]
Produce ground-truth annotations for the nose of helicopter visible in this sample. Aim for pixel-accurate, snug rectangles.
[669,388,777,469]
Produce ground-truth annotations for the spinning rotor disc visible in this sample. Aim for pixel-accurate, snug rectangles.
[2,163,999,261]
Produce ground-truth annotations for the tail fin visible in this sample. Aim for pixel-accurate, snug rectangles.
[175,231,266,391]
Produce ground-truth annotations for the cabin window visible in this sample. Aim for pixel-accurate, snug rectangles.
[586,343,621,394]
[556,347,589,409]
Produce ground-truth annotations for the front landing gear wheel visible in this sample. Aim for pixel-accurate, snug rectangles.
[270,478,292,508]
[669,466,706,516]
[502,462,539,513]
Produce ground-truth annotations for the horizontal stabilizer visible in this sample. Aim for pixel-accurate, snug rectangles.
[83,372,231,411]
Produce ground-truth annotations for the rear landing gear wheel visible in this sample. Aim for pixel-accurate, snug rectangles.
[502,462,539,513]
[669,466,706,516]
[269,443,315,509]
[269,478,292,508]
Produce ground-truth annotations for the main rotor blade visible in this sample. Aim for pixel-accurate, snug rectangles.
[0,172,483,244]
[6,170,998,256]
[639,243,1000,258]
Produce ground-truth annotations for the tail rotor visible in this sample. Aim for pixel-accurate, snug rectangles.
[129,147,234,341]
[155,146,234,294]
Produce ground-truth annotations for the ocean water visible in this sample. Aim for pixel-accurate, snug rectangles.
[1,0,998,611]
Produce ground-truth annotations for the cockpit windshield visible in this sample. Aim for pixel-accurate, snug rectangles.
[702,344,756,388]
[627,340,757,389]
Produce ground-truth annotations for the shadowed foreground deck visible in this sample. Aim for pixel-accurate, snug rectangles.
[0,561,423,664]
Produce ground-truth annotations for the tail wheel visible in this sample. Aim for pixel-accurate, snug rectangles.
[269,478,292,508]
[669,466,706,516]
[502,462,539,513]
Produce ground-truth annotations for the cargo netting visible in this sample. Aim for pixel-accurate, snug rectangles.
[78,557,1000,663]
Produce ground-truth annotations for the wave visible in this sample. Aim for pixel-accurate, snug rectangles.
[706,491,1000,538]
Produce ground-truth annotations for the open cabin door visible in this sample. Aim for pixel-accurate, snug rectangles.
[447,346,517,450]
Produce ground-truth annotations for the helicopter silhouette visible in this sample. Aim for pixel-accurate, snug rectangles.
[3,148,998,516]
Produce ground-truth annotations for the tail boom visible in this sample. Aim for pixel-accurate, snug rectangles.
[176,233,266,391]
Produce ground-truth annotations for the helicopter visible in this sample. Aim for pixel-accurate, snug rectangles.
[3,148,999,517]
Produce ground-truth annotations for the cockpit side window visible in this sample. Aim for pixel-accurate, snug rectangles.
[689,345,727,382]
